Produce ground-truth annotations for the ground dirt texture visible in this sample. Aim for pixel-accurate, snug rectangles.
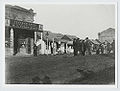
[5,53,115,84]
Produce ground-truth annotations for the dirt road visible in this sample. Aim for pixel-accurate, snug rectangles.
[5,54,115,84]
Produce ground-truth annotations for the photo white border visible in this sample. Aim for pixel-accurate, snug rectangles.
[0,0,118,89]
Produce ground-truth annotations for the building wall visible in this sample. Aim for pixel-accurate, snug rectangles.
[5,5,35,22]
[5,5,36,55]
[98,28,115,43]
[5,5,36,39]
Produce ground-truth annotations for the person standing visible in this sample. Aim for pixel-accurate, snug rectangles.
[76,38,80,55]
[96,45,100,54]
[85,37,91,55]
[104,41,108,54]
[33,43,37,56]
[81,40,86,56]
[53,42,57,55]
[73,38,77,56]
[99,43,104,54]
[107,42,111,54]
[102,42,106,54]
[111,40,115,54]
[79,39,82,55]
[51,42,53,55]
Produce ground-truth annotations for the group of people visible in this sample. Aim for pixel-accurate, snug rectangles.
[33,37,115,57]
[96,40,115,55]
[73,37,92,56]
[73,37,115,56]
[33,41,58,56]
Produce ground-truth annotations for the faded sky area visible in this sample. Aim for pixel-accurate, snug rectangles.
[12,4,115,39]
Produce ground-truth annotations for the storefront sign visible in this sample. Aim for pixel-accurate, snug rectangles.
[10,19,43,31]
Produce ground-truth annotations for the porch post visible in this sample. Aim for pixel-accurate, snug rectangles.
[34,31,37,43]
[10,28,14,55]
[10,28,14,48]
[40,32,42,40]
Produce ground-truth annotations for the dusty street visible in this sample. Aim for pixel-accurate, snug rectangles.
[5,54,115,84]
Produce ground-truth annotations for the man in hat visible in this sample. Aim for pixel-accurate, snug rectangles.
[81,40,86,56]
[85,37,91,55]
[33,43,37,56]
[73,38,77,56]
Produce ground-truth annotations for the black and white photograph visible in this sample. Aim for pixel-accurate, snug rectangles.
[4,3,116,86]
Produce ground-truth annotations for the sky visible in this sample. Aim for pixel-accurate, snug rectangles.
[13,4,115,39]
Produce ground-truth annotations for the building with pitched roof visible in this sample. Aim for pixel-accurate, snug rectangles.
[98,28,115,43]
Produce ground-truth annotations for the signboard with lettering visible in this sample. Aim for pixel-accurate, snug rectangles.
[9,19,43,31]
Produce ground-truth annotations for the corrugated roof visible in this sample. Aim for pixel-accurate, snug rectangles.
[95,39,102,43]
[90,39,100,44]
[61,35,72,41]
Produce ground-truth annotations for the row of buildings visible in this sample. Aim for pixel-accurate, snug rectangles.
[5,4,115,56]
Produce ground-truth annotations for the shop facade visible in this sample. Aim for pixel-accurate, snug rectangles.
[5,5,43,55]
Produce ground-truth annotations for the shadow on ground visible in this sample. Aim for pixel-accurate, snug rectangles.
[68,66,115,84]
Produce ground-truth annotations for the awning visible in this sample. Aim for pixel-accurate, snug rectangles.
[5,19,43,32]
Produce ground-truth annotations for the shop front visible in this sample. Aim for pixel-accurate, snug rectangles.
[5,19,43,55]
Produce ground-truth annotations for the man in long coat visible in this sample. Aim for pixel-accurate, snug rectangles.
[73,38,77,56]
[81,40,86,56]
[85,37,92,55]
[111,40,115,54]
[33,43,37,56]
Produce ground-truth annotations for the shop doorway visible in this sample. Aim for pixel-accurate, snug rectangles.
[13,28,34,55]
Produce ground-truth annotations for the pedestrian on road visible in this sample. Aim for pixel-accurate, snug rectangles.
[33,43,37,56]
[73,38,77,56]
[111,40,115,54]
[81,40,86,56]
[79,39,82,55]
[96,45,100,54]
[85,37,92,55]
[99,43,104,54]
[76,38,80,55]
[107,42,111,54]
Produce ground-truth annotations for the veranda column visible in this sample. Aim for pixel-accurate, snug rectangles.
[40,32,43,40]
[10,28,14,47]
[34,31,37,43]
[31,38,34,54]
[10,28,14,54]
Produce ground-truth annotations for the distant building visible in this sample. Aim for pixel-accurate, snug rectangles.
[98,28,115,43]
[5,4,43,55]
